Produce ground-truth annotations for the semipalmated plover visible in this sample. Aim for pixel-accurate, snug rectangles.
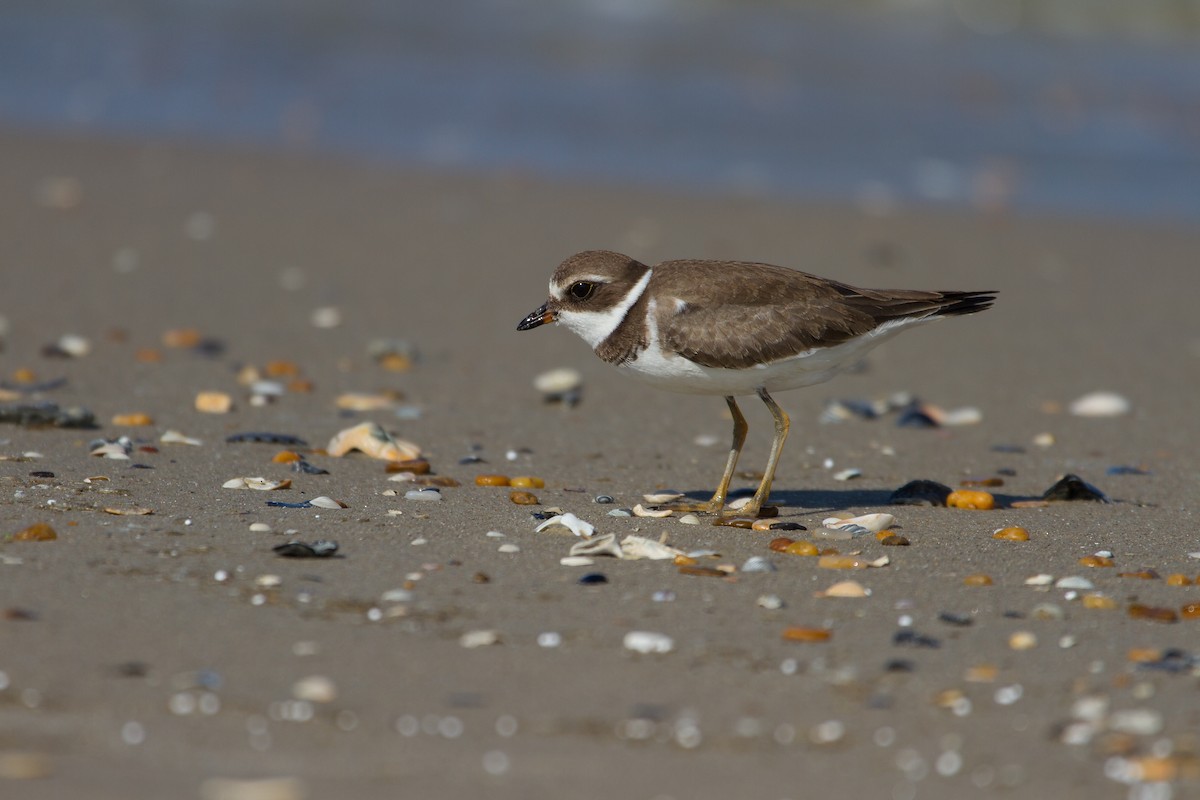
[518,250,995,518]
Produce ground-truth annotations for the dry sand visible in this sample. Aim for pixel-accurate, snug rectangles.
[2,130,1199,799]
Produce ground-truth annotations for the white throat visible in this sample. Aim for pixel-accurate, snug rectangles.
[555,269,653,350]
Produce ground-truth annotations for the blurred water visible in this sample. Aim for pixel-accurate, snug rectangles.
[2,0,1198,219]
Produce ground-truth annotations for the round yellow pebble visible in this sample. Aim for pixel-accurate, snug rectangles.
[963,573,994,587]
[474,474,510,487]
[947,490,995,510]
[992,526,1029,541]
[509,476,545,489]
[784,541,819,557]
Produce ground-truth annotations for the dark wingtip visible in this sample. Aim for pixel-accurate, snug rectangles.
[937,290,997,317]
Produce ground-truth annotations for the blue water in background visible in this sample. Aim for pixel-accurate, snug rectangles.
[2,0,1198,220]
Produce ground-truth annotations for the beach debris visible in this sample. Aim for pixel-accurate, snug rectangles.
[0,402,94,429]
[367,338,417,371]
[160,430,203,446]
[1054,576,1094,590]
[103,506,153,516]
[43,333,91,358]
[0,751,53,780]
[90,437,132,459]
[569,534,623,559]
[226,432,308,446]
[823,513,895,533]
[534,367,582,407]
[510,476,545,489]
[946,490,995,510]
[624,631,674,654]
[404,488,441,501]
[1079,555,1114,568]
[509,490,539,505]
[963,574,994,586]
[894,630,941,649]
[560,556,594,567]
[1042,474,1109,503]
[195,391,233,414]
[272,540,339,558]
[817,580,870,598]
[1128,604,1178,623]
[460,630,500,648]
[678,514,702,525]
[782,627,832,643]
[335,392,401,412]
[594,494,614,504]
[832,468,862,481]
[1009,631,1038,650]
[993,526,1029,541]
[535,513,595,537]
[326,421,419,462]
[11,522,57,542]
[223,477,292,491]
[111,412,153,426]
[741,556,775,573]
[633,503,672,518]
[1069,390,1130,418]
[643,490,684,504]
[578,572,608,585]
[292,675,337,703]
[890,479,952,506]
[818,554,890,569]
[311,496,347,509]
[621,535,684,561]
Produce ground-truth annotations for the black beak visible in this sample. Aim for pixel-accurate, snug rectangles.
[517,303,556,331]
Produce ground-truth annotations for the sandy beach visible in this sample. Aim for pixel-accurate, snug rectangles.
[2,130,1200,799]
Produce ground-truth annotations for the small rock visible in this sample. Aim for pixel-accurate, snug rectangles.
[1069,391,1130,418]
[623,631,674,654]
[292,675,337,703]
[460,630,500,648]
[890,480,952,507]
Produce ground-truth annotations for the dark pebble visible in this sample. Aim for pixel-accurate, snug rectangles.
[895,407,939,428]
[997,467,1018,476]
[226,432,308,446]
[530,510,557,521]
[594,495,615,504]
[578,572,608,585]
[458,455,485,465]
[0,401,95,429]
[1106,465,1150,476]
[292,459,329,475]
[893,630,941,649]
[884,658,916,673]
[1042,473,1109,503]
[266,500,314,509]
[889,479,952,507]
[1134,649,1198,674]
[3,607,38,621]
[273,540,339,558]
[768,521,807,531]
[130,464,154,469]
[938,612,974,627]
[1002,610,1025,619]
[28,471,54,478]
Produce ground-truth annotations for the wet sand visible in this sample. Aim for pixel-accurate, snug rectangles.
[2,130,1199,799]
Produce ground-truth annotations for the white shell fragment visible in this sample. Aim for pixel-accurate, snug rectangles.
[222,477,292,491]
[327,421,420,462]
[1069,390,1131,418]
[560,556,595,567]
[292,675,337,703]
[642,491,684,504]
[817,580,871,598]
[678,514,702,525]
[535,513,595,538]
[335,392,399,412]
[533,367,582,395]
[632,504,673,518]
[460,630,500,648]
[309,496,346,509]
[160,429,203,446]
[1024,574,1055,587]
[1055,576,1094,590]
[55,334,92,357]
[833,468,862,481]
[404,489,441,502]
[623,631,674,655]
[619,535,683,561]
[90,439,132,459]
[940,406,983,426]
[823,513,895,533]
[569,534,624,559]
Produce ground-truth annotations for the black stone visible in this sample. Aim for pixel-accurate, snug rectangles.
[890,479,952,507]
[1042,474,1109,503]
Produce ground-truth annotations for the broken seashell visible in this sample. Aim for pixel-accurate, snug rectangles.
[160,430,203,446]
[308,496,346,509]
[103,506,153,516]
[620,535,684,561]
[818,580,871,598]
[90,441,131,459]
[632,503,673,518]
[823,513,895,533]
[833,468,862,481]
[195,391,233,414]
[623,631,674,654]
[327,421,420,462]
[642,491,684,504]
[223,477,292,491]
[569,534,623,559]
[460,629,500,648]
[335,392,400,412]
[535,513,595,538]
[560,556,595,567]
[1069,390,1130,418]
[534,367,582,395]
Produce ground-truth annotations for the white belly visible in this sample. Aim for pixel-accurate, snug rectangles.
[617,316,930,396]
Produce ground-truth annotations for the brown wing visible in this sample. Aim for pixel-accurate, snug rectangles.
[653,260,994,370]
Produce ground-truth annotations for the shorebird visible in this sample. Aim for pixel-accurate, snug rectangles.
[518,250,995,518]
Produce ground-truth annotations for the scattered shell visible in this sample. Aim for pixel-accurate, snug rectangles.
[48,334,91,358]
[741,556,775,573]
[1083,593,1117,610]
[12,522,57,542]
[1055,576,1094,590]
[292,675,337,703]
[890,479,952,506]
[475,475,510,486]
[620,535,684,561]
[460,630,500,648]
[1069,390,1130,418]
[560,556,594,567]
[643,491,684,504]
[1031,603,1065,621]
[633,504,673,518]
[1042,474,1109,503]
[534,367,582,395]
[757,594,784,610]
[103,506,153,516]
[940,406,983,426]
[993,526,1029,541]
[535,513,594,538]
[111,412,153,426]
[160,430,203,446]
[818,580,870,598]
[309,496,347,509]
[273,540,338,558]
[223,477,292,491]
[569,534,624,559]
[90,439,131,459]
[404,489,441,502]
[783,541,820,556]
[226,432,307,446]
[823,513,895,533]
[623,631,674,654]
[833,468,862,481]
[326,422,420,462]
[510,476,545,489]
[946,490,995,510]
[1128,604,1178,623]
[497,543,520,553]
[782,627,832,643]
[963,574,994,586]
[195,391,233,414]
[1008,631,1038,650]
[1024,574,1054,587]
[335,392,400,412]
[678,514,702,525]
[607,508,632,517]
[509,491,539,505]
[818,554,889,569]
[1079,555,1114,568]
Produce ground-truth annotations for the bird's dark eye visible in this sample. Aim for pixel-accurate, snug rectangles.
[569,281,596,301]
